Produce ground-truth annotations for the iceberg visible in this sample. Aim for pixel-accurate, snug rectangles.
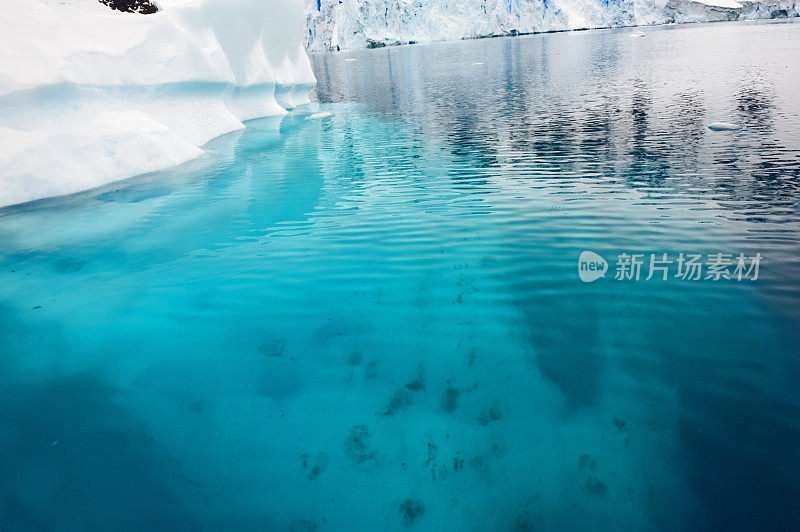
[0,0,316,208]
[303,0,798,51]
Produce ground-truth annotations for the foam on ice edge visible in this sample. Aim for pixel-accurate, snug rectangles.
[0,0,316,208]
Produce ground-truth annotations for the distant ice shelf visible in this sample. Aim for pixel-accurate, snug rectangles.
[0,0,316,208]
[303,0,798,51]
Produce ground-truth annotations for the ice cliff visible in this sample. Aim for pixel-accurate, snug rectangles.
[0,0,315,208]
[304,0,798,51]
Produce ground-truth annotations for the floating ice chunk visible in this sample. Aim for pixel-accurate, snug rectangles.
[708,122,740,131]
[307,111,334,120]
[630,32,646,37]
[471,62,484,66]
[345,58,358,62]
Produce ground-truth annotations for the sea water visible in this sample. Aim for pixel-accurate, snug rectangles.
[1,20,799,531]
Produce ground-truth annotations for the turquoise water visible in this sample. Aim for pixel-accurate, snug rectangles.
[2,20,800,531]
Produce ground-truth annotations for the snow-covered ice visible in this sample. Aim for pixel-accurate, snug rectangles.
[0,0,316,208]
[694,0,743,8]
[303,0,798,51]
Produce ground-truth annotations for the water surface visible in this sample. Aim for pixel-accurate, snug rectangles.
[1,20,800,531]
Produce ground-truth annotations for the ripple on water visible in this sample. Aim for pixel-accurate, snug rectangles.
[1,20,799,531]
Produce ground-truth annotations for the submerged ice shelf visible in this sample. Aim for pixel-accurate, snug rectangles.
[1,94,799,529]
[0,0,316,208]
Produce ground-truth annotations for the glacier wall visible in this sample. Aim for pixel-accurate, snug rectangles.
[0,0,316,208]
[304,0,798,51]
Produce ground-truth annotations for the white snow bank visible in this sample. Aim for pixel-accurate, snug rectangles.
[0,0,316,208]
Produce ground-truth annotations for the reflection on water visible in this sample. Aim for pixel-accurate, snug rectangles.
[312,19,800,529]
[0,20,799,531]
[311,20,800,529]
[312,21,800,224]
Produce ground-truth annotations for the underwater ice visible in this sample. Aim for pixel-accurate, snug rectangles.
[0,0,316,208]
